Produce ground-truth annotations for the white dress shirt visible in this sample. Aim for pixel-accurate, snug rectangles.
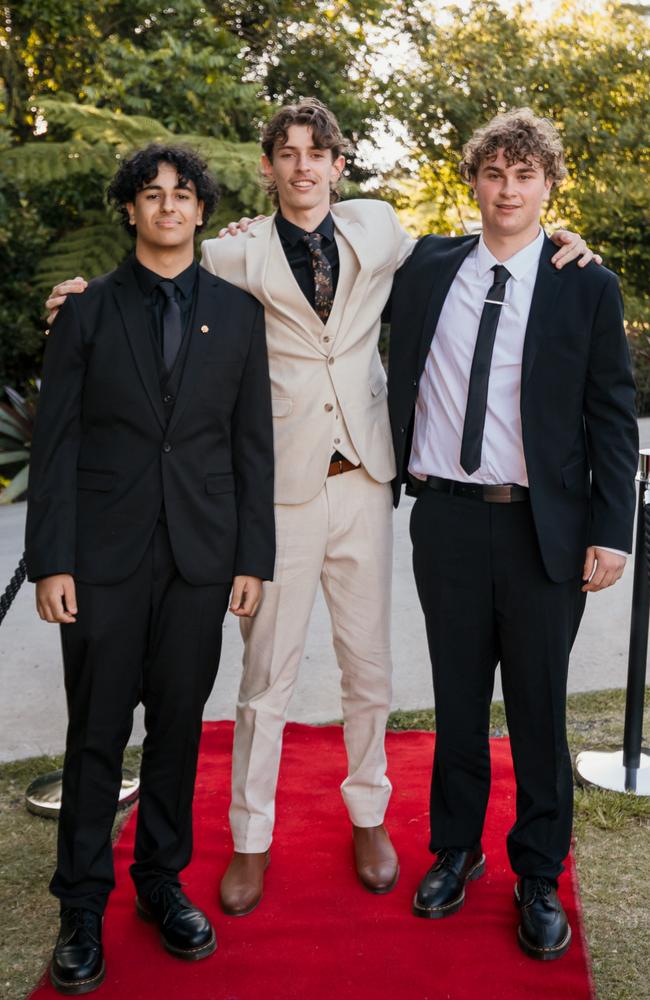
[409,229,544,486]
[408,229,626,557]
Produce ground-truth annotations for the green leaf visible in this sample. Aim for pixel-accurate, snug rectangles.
[0,451,29,465]
[0,464,29,503]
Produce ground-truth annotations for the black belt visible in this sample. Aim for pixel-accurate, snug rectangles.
[419,475,529,504]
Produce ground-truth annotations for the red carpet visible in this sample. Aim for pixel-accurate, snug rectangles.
[30,723,594,1000]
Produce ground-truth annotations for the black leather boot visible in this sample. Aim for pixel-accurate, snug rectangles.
[50,908,105,995]
[515,876,571,960]
[136,882,216,960]
[413,845,485,918]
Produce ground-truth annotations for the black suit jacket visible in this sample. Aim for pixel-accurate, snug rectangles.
[26,260,275,586]
[387,234,639,583]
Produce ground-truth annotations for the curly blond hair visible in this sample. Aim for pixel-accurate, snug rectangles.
[460,108,567,188]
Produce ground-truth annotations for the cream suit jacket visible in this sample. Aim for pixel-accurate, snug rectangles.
[200,199,415,505]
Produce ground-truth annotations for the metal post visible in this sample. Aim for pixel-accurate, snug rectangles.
[575,449,650,795]
[622,451,650,789]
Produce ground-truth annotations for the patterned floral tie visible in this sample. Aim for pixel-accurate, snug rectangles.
[302,232,334,323]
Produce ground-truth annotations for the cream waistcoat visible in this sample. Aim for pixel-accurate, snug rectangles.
[201,199,415,504]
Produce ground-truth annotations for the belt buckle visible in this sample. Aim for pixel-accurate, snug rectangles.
[483,485,512,504]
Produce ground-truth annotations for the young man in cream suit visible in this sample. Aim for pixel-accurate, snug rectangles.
[203,101,414,911]
[46,98,594,917]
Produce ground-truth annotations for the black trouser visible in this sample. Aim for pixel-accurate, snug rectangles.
[51,522,230,914]
[410,489,586,879]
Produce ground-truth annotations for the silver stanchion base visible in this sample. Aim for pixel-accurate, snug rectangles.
[575,749,650,795]
[25,768,140,818]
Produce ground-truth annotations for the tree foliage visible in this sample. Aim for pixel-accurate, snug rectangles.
[1,1,388,157]
[386,1,650,328]
[0,0,391,389]
[0,0,648,405]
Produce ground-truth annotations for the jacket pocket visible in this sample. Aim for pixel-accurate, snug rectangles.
[77,469,115,492]
[271,397,293,417]
[205,473,235,495]
[561,457,588,489]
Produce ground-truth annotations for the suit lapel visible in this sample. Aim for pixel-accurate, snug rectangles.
[328,214,373,347]
[416,236,479,374]
[112,260,166,430]
[521,236,563,388]
[166,267,222,436]
[245,217,326,349]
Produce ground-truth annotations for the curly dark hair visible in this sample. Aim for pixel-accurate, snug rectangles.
[260,97,352,206]
[107,143,220,236]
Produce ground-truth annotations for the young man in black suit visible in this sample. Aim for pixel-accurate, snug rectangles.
[25,144,275,993]
[387,109,638,960]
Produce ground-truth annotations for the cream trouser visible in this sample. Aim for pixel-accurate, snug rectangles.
[230,467,394,852]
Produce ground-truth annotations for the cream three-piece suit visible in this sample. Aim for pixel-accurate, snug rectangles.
[201,199,414,852]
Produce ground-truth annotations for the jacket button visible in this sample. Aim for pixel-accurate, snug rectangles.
[412,379,418,388]
[323,336,330,343]
[334,437,341,445]
[324,403,333,412]
[400,427,405,434]
[328,357,334,365]
[163,394,174,403]
[162,442,172,453]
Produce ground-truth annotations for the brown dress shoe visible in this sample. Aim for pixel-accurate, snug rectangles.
[219,851,269,916]
[352,824,399,893]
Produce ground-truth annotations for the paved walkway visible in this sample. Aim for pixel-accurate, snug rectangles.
[2,419,648,760]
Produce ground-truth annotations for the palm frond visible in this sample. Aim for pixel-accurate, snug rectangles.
[0,465,29,504]
[34,211,133,290]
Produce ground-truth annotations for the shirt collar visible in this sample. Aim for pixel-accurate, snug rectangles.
[475,228,545,282]
[275,210,335,246]
[131,256,198,299]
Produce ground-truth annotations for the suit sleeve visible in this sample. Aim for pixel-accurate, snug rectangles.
[584,273,639,551]
[25,297,87,581]
[386,202,418,270]
[231,301,275,579]
[200,237,219,277]
[200,234,251,292]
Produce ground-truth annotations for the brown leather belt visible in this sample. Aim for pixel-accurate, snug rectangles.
[328,458,359,477]
[422,475,529,504]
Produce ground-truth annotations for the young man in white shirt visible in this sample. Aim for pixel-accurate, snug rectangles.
[387,108,637,959]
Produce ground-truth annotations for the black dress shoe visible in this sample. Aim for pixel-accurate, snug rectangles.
[515,876,571,961]
[50,908,105,995]
[413,845,485,919]
[136,882,216,960]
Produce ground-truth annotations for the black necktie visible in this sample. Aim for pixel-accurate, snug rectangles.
[460,264,512,476]
[159,280,183,371]
[302,232,334,323]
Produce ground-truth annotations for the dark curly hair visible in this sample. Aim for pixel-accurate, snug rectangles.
[107,143,220,237]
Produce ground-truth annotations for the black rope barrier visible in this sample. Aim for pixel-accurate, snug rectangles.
[0,553,26,626]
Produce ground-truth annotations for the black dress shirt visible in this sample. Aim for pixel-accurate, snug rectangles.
[275,212,339,310]
[130,257,198,521]
[131,256,198,358]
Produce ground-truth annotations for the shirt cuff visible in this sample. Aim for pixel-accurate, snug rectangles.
[594,546,629,558]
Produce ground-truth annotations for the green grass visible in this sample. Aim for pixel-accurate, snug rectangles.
[0,692,648,1000]
[0,748,142,1000]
